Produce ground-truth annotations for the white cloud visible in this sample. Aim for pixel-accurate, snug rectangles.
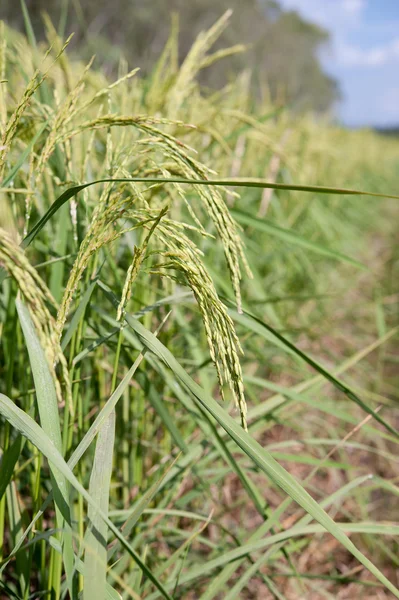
[342,0,365,16]
[279,0,365,29]
[278,0,399,124]
[337,38,399,67]
[280,1,399,69]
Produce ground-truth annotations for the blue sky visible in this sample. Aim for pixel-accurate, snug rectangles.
[278,0,399,126]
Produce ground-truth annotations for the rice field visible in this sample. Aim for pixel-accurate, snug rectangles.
[0,12,399,600]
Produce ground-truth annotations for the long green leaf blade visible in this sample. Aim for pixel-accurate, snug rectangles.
[231,208,367,269]
[84,411,115,600]
[0,393,173,600]
[22,177,399,248]
[124,314,399,599]
[229,307,399,438]
[16,299,76,596]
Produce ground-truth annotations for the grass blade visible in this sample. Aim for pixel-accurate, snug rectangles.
[108,456,181,563]
[168,521,399,590]
[22,177,399,248]
[231,208,367,269]
[0,393,173,600]
[16,299,76,597]
[20,0,37,48]
[0,435,23,503]
[1,121,48,188]
[61,275,99,351]
[124,314,399,598]
[229,307,399,438]
[1,345,155,573]
[84,411,115,600]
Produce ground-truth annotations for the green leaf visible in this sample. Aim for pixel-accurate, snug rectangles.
[16,299,76,596]
[194,475,374,600]
[0,435,23,502]
[72,327,120,365]
[108,456,181,563]
[231,208,367,269]
[20,0,37,48]
[1,348,152,575]
[0,393,173,600]
[6,481,27,594]
[229,307,399,439]
[61,275,99,351]
[22,177,399,248]
[1,121,48,188]
[173,521,399,589]
[123,315,399,599]
[84,411,115,600]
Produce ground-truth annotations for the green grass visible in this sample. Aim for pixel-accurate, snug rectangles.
[0,13,399,600]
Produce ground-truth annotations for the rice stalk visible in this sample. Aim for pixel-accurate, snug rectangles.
[0,228,72,410]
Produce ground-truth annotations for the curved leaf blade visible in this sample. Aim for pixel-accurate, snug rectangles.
[22,177,399,248]
[0,394,173,600]
[124,314,399,599]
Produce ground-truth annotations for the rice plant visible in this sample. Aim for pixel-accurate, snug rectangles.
[0,12,399,600]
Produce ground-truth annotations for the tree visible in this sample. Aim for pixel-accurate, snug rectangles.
[2,0,340,112]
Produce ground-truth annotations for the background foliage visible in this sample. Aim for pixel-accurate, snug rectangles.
[2,0,340,112]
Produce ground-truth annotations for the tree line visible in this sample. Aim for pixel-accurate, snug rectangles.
[2,0,340,113]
